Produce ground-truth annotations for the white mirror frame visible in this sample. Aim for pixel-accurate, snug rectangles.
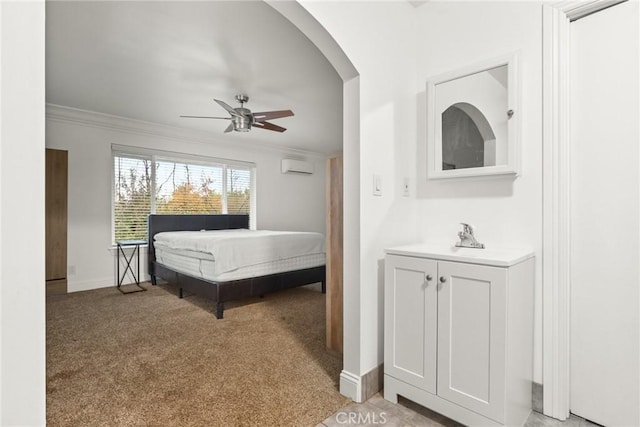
[422,53,520,180]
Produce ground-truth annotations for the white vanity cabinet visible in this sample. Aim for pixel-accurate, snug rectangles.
[384,245,534,427]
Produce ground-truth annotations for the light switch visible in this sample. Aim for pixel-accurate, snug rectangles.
[373,174,382,196]
[403,177,410,197]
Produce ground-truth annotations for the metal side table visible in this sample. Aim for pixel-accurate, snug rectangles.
[116,240,147,294]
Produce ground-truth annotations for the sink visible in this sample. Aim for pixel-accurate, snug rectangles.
[385,243,534,267]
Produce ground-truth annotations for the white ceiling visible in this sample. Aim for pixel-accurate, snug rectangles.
[46,1,343,154]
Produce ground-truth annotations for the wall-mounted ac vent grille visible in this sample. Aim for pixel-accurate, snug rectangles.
[281,159,314,175]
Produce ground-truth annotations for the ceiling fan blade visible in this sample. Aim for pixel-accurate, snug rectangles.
[214,99,243,117]
[180,115,231,120]
[253,121,287,133]
[252,110,295,122]
[224,122,234,133]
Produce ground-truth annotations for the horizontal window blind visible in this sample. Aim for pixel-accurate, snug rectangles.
[112,151,254,243]
[155,159,224,215]
[227,167,251,214]
[113,155,152,242]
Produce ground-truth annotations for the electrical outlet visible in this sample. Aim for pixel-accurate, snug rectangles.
[68,265,76,275]
[403,177,410,197]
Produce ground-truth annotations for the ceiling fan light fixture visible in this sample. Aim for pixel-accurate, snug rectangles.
[233,116,252,132]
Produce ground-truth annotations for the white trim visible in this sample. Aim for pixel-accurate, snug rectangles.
[150,150,157,214]
[68,277,153,294]
[542,0,624,420]
[46,103,326,160]
[0,2,4,419]
[107,244,148,253]
[249,168,257,230]
[563,0,627,21]
[339,370,363,403]
[222,164,228,214]
[111,144,256,169]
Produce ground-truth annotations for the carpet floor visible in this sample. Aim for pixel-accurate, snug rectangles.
[46,283,349,426]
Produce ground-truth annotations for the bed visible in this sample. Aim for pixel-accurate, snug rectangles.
[147,214,326,319]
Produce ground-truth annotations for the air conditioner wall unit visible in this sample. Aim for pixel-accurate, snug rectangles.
[281,159,314,175]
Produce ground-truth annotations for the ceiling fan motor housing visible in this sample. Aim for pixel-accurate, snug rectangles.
[233,107,253,131]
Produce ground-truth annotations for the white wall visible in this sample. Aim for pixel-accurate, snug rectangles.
[416,1,543,383]
[0,1,46,425]
[46,106,328,292]
[299,1,419,388]
[299,0,545,393]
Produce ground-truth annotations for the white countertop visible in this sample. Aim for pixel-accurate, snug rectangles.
[385,243,534,267]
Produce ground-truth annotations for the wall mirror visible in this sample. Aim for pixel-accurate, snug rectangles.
[423,53,520,179]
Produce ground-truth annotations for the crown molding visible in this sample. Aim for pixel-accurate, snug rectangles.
[554,0,626,21]
[45,104,326,160]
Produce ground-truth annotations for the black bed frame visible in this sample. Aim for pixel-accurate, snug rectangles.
[147,214,326,319]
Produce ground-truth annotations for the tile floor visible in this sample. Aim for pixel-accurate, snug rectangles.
[318,393,600,427]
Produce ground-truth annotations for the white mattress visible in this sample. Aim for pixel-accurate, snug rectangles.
[155,247,325,282]
[154,229,325,275]
[153,229,325,282]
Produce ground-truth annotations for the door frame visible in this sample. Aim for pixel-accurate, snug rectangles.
[541,0,627,420]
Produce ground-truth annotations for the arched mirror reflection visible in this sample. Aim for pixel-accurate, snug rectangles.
[421,54,520,180]
[442,102,496,170]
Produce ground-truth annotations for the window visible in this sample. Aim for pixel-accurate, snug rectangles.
[113,148,255,243]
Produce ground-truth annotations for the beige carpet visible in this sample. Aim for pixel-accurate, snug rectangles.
[46,283,349,426]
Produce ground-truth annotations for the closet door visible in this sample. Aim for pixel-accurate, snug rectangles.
[569,2,639,425]
[45,148,68,282]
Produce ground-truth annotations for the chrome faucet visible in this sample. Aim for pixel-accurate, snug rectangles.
[456,223,485,249]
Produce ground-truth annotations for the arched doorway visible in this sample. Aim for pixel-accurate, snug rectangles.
[265,0,361,400]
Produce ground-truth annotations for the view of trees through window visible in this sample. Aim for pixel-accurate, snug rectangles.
[114,154,252,242]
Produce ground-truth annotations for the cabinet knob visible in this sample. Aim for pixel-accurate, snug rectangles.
[426,274,433,281]
[439,276,447,283]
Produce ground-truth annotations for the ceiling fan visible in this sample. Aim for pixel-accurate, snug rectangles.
[180,94,294,133]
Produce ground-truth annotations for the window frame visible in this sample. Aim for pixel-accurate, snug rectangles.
[111,145,256,244]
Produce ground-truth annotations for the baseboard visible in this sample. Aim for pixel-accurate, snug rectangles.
[340,370,362,402]
[340,364,384,403]
[67,277,113,293]
[532,382,543,413]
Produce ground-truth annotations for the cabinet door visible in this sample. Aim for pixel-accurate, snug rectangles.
[437,260,507,423]
[384,255,437,393]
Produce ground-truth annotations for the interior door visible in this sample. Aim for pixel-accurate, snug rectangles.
[45,148,68,282]
[569,2,640,425]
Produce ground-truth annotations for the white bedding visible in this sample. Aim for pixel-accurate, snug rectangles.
[153,229,325,275]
